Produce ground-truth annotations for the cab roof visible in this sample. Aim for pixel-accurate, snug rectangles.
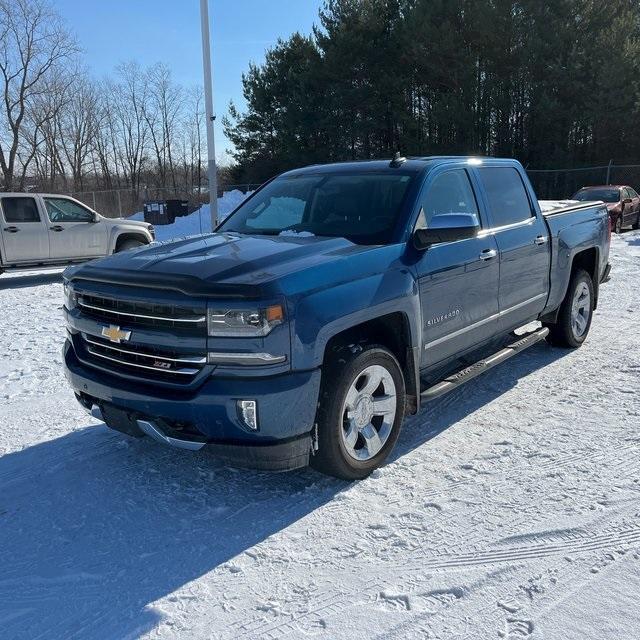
[280,156,517,178]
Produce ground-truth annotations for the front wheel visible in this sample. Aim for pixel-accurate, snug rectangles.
[311,345,406,480]
[116,238,144,252]
[545,268,594,348]
[615,216,623,234]
[632,214,640,230]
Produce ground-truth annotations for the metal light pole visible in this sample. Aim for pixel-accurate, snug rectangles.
[200,0,219,228]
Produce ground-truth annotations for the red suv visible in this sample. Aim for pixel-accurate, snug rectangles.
[572,185,640,234]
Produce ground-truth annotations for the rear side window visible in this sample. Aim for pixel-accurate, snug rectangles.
[1,197,40,223]
[479,167,533,227]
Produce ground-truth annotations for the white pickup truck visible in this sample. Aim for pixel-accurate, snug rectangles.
[0,193,154,274]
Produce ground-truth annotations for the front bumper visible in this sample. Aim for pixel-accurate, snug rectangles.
[64,341,321,471]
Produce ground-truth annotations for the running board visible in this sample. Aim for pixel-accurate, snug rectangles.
[421,327,549,402]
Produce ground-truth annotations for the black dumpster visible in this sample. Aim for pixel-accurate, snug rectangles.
[143,201,172,225]
[165,199,190,219]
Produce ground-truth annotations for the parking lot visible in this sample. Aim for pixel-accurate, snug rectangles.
[0,231,639,640]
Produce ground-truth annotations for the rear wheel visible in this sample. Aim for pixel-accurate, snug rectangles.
[311,344,406,480]
[545,268,594,348]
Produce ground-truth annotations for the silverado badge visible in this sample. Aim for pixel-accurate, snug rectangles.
[101,325,131,344]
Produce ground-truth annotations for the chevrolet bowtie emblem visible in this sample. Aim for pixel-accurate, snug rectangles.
[101,325,131,344]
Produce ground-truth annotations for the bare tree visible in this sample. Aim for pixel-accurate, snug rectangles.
[110,62,149,192]
[57,74,99,191]
[0,0,78,190]
[143,63,181,190]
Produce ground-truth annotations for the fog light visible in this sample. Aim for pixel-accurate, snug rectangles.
[237,400,258,430]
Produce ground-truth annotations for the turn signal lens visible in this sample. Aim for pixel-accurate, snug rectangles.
[266,304,284,323]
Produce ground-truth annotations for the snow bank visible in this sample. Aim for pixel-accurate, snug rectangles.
[128,190,251,242]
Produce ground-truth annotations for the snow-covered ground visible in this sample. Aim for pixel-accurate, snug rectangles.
[0,232,639,640]
[128,189,250,241]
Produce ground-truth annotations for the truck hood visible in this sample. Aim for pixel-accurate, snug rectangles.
[102,216,151,230]
[68,233,383,296]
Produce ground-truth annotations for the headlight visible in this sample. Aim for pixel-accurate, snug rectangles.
[207,304,284,337]
[63,281,77,311]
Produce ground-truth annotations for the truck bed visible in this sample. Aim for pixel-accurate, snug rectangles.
[538,199,603,216]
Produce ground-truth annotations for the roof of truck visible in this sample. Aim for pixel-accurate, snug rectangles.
[281,156,516,178]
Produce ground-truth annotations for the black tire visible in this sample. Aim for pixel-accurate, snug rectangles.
[544,268,594,349]
[632,214,640,230]
[615,216,623,234]
[116,238,144,252]
[311,344,406,480]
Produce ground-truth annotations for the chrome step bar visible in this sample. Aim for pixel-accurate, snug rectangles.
[421,327,549,402]
[136,419,206,451]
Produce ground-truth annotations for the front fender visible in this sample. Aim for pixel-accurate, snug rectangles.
[289,268,420,371]
[107,225,153,253]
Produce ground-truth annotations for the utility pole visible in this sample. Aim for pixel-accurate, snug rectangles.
[200,0,219,229]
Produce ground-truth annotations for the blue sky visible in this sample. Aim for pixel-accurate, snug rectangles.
[54,0,323,162]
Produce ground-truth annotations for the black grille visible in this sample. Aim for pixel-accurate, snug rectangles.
[77,293,206,333]
[79,333,206,384]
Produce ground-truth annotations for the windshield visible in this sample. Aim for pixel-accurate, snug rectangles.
[573,188,620,203]
[219,172,414,244]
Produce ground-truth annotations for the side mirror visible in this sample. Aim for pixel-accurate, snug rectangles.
[90,213,100,222]
[413,213,480,249]
[622,197,632,205]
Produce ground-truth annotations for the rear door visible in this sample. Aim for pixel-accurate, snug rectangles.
[43,196,108,259]
[414,167,500,367]
[476,166,550,332]
[0,195,50,263]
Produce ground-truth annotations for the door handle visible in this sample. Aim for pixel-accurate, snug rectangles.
[50,225,64,232]
[3,226,19,233]
[534,235,548,245]
[479,248,497,261]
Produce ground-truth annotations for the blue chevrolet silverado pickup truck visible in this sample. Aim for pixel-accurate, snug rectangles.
[63,156,610,479]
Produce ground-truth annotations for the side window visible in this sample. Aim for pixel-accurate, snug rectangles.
[478,167,533,227]
[44,198,94,223]
[629,188,639,198]
[420,170,479,225]
[1,197,40,223]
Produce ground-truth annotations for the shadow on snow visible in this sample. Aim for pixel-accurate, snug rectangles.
[0,271,63,290]
[0,342,567,639]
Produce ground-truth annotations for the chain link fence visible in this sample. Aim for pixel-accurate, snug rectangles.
[527,162,640,199]
[54,162,640,217]
[67,184,262,219]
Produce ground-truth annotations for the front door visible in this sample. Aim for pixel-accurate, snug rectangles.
[622,187,640,226]
[43,197,108,259]
[414,168,500,368]
[0,196,50,263]
[476,166,550,331]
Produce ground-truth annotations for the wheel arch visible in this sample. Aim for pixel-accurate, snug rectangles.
[321,312,419,415]
[113,232,150,253]
[541,246,600,324]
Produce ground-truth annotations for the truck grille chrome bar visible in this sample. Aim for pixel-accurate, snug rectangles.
[76,293,206,331]
[79,333,206,381]
[83,334,206,365]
